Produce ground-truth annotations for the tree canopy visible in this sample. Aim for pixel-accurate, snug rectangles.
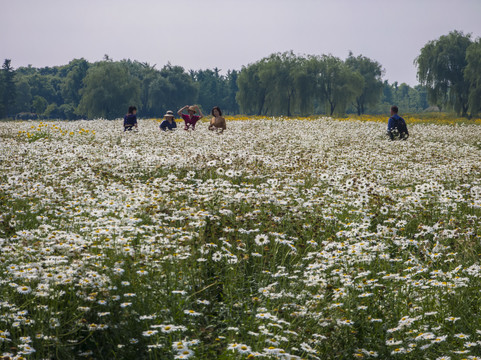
[465,39,481,116]
[314,55,364,116]
[77,61,141,119]
[415,30,473,116]
[1,59,16,118]
[345,52,384,115]
[3,31,479,120]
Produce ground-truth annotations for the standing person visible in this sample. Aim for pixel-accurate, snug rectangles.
[160,110,177,131]
[177,105,203,130]
[208,106,226,133]
[124,106,138,131]
[387,105,409,140]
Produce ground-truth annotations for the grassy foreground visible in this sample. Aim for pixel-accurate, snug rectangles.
[1,118,481,360]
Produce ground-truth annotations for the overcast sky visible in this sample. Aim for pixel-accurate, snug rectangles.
[2,0,481,85]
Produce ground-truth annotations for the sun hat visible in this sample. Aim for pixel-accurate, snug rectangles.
[188,106,197,113]
[164,110,174,118]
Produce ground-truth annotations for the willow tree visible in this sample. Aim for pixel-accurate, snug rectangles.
[257,52,295,116]
[294,56,319,116]
[465,39,481,117]
[147,64,197,116]
[258,52,310,116]
[77,61,141,119]
[346,52,384,115]
[237,52,319,116]
[415,31,472,116]
[313,55,364,116]
[236,61,268,115]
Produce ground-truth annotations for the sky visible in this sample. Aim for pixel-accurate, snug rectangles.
[2,0,481,85]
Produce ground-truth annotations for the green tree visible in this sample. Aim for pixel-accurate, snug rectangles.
[120,59,159,117]
[414,84,429,111]
[27,73,62,106]
[346,52,383,115]
[237,52,317,116]
[223,70,239,114]
[1,59,16,118]
[148,75,172,115]
[60,58,90,107]
[465,39,481,116]
[32,95,47,116]
[44,103,60,119]
[236,61,267,115]
[139,63,159,117]
[77,61,141,119]
[314,55,364,116]
[415,30,472,116]
[393,83,423,112]
[294,56,319,115]
[193,68,226,112]
[147,64,197,116]
[258,51,314,116]
[14,77,32,113]
[161,64,198,110]
[0,74,4,117]
[258,52,296,116]
[382,80,393,105]
[58,104,77,120]
[374,82,429,114]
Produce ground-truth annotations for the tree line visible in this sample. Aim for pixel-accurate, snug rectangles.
[0,56,239,120]
[0,30,479,120]
[236,51,430,116]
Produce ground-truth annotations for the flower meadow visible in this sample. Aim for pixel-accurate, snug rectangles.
[1,118,481,360]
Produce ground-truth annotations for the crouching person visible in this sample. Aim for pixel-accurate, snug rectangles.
[209,106,226,133]
[387,105,409,140]
[160,111,177,131]
[124,106,138,131]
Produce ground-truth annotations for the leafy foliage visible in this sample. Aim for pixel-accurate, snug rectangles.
[1,59,16,117]
[346,52,384,115]
[77,61,141,119]
[3,31,479,120]
[415,31,473,116]
[465,39,481,116]
[314,54,364,116]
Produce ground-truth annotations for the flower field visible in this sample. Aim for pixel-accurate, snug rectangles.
[1,117,481,360]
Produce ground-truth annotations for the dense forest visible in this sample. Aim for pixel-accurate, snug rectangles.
[0,31,479,120]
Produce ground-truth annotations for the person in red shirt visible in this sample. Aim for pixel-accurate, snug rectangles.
[177,105,203,130]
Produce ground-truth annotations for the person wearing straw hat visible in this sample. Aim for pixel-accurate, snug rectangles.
[177,105,203,130]
[159,110,177,131]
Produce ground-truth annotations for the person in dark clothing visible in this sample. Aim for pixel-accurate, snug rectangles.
[124,106,138,131]
[160,111,177,131]
[387,105,409,140]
